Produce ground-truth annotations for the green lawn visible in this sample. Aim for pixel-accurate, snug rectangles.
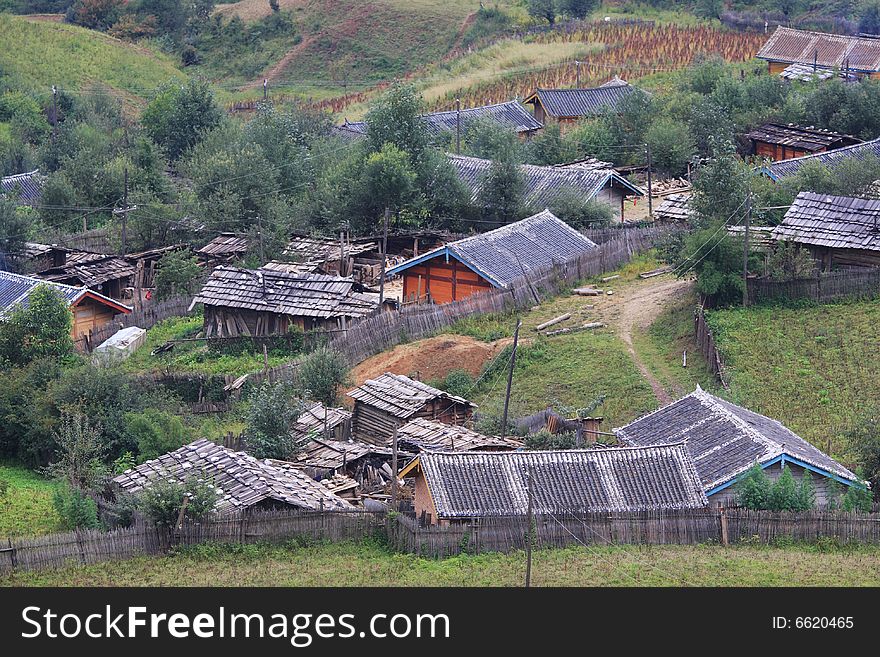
[6,539,880,586]
[0,463,60,538]
[707,300,880,462]
[0,15,185,101]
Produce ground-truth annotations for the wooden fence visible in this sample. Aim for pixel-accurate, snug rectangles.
[0,509,384,575]
[693,306,730,389]
[74,294,194,353]
[747,268,880,306]
[387,508,880,558]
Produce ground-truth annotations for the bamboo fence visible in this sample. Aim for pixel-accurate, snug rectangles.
[747,268,880,305]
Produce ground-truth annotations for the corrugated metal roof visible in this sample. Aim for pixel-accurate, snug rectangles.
[524,80,639,118]
[191,266,379,320]
[411,444,708,517]
[1,169,43,206]
[446,153,644,209]
[387,210,598,288]
[614,386,860,491]
[347,372,476,419]
[0,269,130,317]
[113,439,353,512]
[772,191,880,253]
[757,26,880,73]
[765,137,880,180]
[746,123,860,152]
[338,100,542,138]
[397,418,521,452]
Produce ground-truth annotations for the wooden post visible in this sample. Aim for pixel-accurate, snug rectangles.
[719,505,729,546]
[500,319,522,439]
[742,192,751,308]
[645,143,653,219]
[262,343,269,374]
[525,467,533,588]
[391,426,399,508]
[379,208,390,304]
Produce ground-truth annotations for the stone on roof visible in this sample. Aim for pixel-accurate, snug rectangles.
[746,123,860,153]
[757,26,880,73]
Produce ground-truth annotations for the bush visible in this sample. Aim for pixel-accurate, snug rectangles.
[766,241,816,282]
[126,409,192,463]
[737,464,816,511]
[139,475,219,528]
[243,381,306,459]
[525,430,577,450]
[53,485,100,530]
[440,369,474,399]
[298,346,350,408]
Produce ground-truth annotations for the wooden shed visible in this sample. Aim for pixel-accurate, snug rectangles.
[195,232,249,266]
[399,444,707,525]
[347,373,476,446]
[189,266,379,337]
[757,26,880,79]
[746,123,860,161]
[614,386,864,508]
[771,192,880,270]
[0,270,131,340]
[385,210,598,305]
[523,78,640,126]
[763,137,880,181]
[35,251,136,301]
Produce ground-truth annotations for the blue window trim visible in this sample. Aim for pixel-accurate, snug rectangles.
[705,452,859,497]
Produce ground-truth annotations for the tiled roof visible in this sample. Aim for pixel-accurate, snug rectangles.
[386,210,598,288]
[0,269,130,318]
[757,26,880,73]
[1,169,43,205]
[765,137,880,180]
[338,100,542,139]
[772,191,880,253]
[396,418,521,452]
[113,439,353,512]
[524,80,639,118]
[746,123,860,152]
[347,372,476,419]
[409,444,707,517]
[294,437,392,471]
[190,266,379,320]
[614,387,860,492]
[446,153,644,209]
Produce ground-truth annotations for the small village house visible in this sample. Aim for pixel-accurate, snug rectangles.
[337,99,543,141]
[189,266,380,337]
[268,235,382,284]
[113,439,353,513]
[1,169,43,206]
[523,78,640,126]
[348,372,476,445]
[771,192,880,270]
[385,210,597,305]
[398,444,707,526]
[292,401,353,444]
[447,154,644,222]
[195,232,249,267]
[756,27,880,80]
[746,123,861,162]
[396,418,522,452]
[0,270,131,340]
[762,137,880,181]
[614,386,863,507]
[34,252,137,300]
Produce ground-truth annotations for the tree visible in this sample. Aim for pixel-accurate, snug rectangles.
[126,409,192,463]
[0,197,29,257]
[65,0,125,31]
[0,284,75,367]
[362,143,417,214]
[737,463,771,510]
[693,0,723,19]
[243,381,306,459]
[42,410,107,491]
[548,187,613,228]
[559,0,597,19]
[768,466,801,511]
[690,138,751,228]
[860,1,880,35]
[528,0,556,24]
[154,250,203,299]
[845,410,880,500]
[298,346,350,408]
[675,226,753,306]
[766,242,816,282]
[525,123,577,165]
[139,475,219,528]
[645,118,695,177]
[364,84,428,163]
[141,79,223,160]
[477,139,526,221]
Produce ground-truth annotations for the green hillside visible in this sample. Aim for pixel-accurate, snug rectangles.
[0,14,185,102]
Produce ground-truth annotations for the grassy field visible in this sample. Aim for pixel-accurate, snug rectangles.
[121,315,299,377]
[0,463,60,538]
[6,539,880,586]
[706,299,880,462]
[0,15,185,103]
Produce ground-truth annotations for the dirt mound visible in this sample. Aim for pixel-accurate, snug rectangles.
[350,334,510,387]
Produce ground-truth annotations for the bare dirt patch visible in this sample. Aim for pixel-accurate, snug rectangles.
[350,334,511,387]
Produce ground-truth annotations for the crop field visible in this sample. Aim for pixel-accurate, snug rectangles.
[0,15,185,103]
[707,300,880,462]
[6,539,880,586]
[0,463,59,538]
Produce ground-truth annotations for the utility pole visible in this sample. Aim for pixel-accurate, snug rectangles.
[51,85,58,143]
[455,98,461,155]
[391,426,399,509]
[525,467,533,588]
[500,319,522,439]
[379,207,390,304]
[263,78,268,101]
[339,230,347,277]
[742,192,752,308]
[256,214,265,265]
[645,143,653,219]
[113,169,137,256]
[575,60,581,87]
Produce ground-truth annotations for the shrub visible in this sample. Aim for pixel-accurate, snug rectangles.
[139,475,219,528]
[299,346,350,408]
[53,485,100,530]
[737,463,771,510]
[766,241,816,282]
[243,381,306,459]
[525,430,577,450]
[441,369,474,399]
[126,409,192,463]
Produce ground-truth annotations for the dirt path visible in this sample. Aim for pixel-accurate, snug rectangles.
[606,276,693,404]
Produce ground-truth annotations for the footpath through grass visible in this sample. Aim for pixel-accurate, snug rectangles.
[0,463,60,538]
[706,299,880,461]
[6,539,880,587]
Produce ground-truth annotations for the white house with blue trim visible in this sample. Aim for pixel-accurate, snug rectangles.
[613,386,864,507]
